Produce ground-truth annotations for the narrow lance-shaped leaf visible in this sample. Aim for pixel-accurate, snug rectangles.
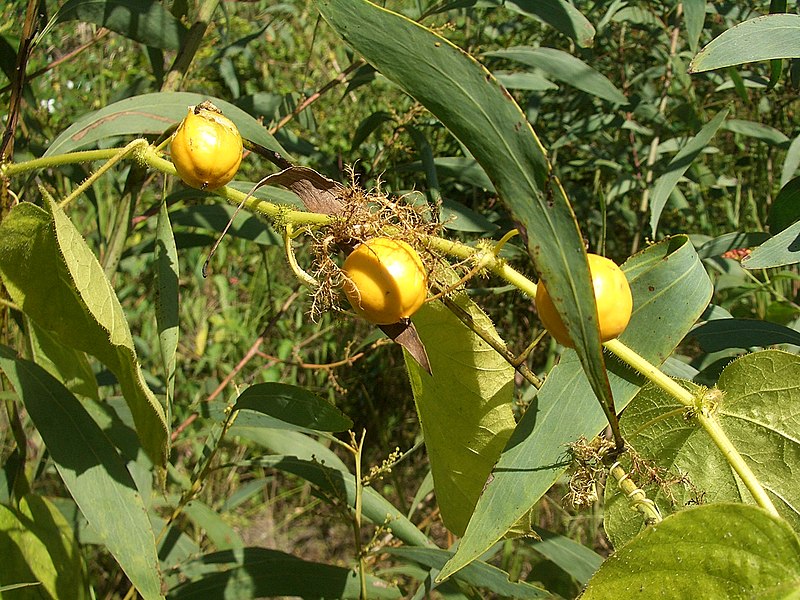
[0,348,163,600]
[156,197,179,413]
[315,0,614,523]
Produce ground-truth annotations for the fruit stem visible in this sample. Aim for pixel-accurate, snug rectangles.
[604,338,780,518]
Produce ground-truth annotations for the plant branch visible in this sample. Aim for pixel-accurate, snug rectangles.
[604,338,779,517]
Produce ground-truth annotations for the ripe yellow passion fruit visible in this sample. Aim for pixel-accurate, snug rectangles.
[536,253,633,347]
[342,238,428,325]
[170,101,243,190]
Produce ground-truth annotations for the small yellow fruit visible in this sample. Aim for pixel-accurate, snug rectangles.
[342,238,428,325]
[170,101,243,190]
[536,253,633,347]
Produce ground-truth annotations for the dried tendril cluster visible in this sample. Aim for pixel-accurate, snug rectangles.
[305,177,443,320]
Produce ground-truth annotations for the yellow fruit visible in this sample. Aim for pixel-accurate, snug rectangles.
[342,238,428,325]
[170,101,243,190]
[536,253,633,347]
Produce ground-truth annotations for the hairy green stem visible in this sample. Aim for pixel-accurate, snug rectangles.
[604,338,779,517]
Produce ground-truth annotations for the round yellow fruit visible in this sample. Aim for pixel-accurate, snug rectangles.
[342,238,428,325]
[170,101,243,190]
[536,253,633,347]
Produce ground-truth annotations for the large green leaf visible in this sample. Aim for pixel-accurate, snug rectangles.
[56,0,187,50]
[315,0,613,538]
[232,382,353,432]
[168,548,401,599]
[439,236,713,580]
[484,47,628,105]
[0,494,90,599]
[604,350,800,546]
[584,504,800,599]
[44,92,288,158]
[0,348,163,600]
[0,200,169,466]
[405,297,516,536]
[689,14,800,73]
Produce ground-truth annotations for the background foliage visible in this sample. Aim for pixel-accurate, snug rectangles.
[1,0,799,598]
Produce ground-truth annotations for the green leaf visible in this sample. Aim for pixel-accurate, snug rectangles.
[232,382,353,432]
[690,318,800,351]
[650,109,728,237]
[405,297,516,536]
[585,504,800,599]
[156,198,179,411]
[169,204,281,245]
[528,527,603,585]
[44,92,288,158]
[689,14,800,73]
[683,0,706,54]
[696,231,770,259]
[724,118,791,146]
[315,0,611,546]
[769,175,800,233]
[501,0,595,48]
[27,318,99,400]
[239,455,434,548]
[182,501,243,551]
[0,348,163,600]
[0,200,169,467]
[168,547,401,599]
[604,350,800,547]
[439,236,713,580]
[742,221,800,269]
[56,0,188,50]
[0,494,90,599]
[484,47,628,105]
[386,547,549,599]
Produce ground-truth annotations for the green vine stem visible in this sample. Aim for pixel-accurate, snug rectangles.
[5,143,779,520]
[609,461,662,525]
[604,338,780,518]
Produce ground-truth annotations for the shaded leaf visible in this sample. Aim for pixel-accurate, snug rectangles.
[386,547,549,599]
[168,547,401,599]
[169,204,280,245]
[405,297,516,536]
[742,221,800,269]
[695,231,770,259]
[155,199,179,410]
[683,0,706,54]
[501,0,595,48]
[0,348,163,600]
[182,501,243,552]
[0,200,169,466]
[484,47,627,105]
[529,527,603,586]
[232,382,353,432]
[724,119,790,146]
[56,0,188,50]
[0,494,90,599]
[690,318,800,351]
[650,109,728,237]
[239,455,434,548]
[690,14,800,73]
[769,175,800,233]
